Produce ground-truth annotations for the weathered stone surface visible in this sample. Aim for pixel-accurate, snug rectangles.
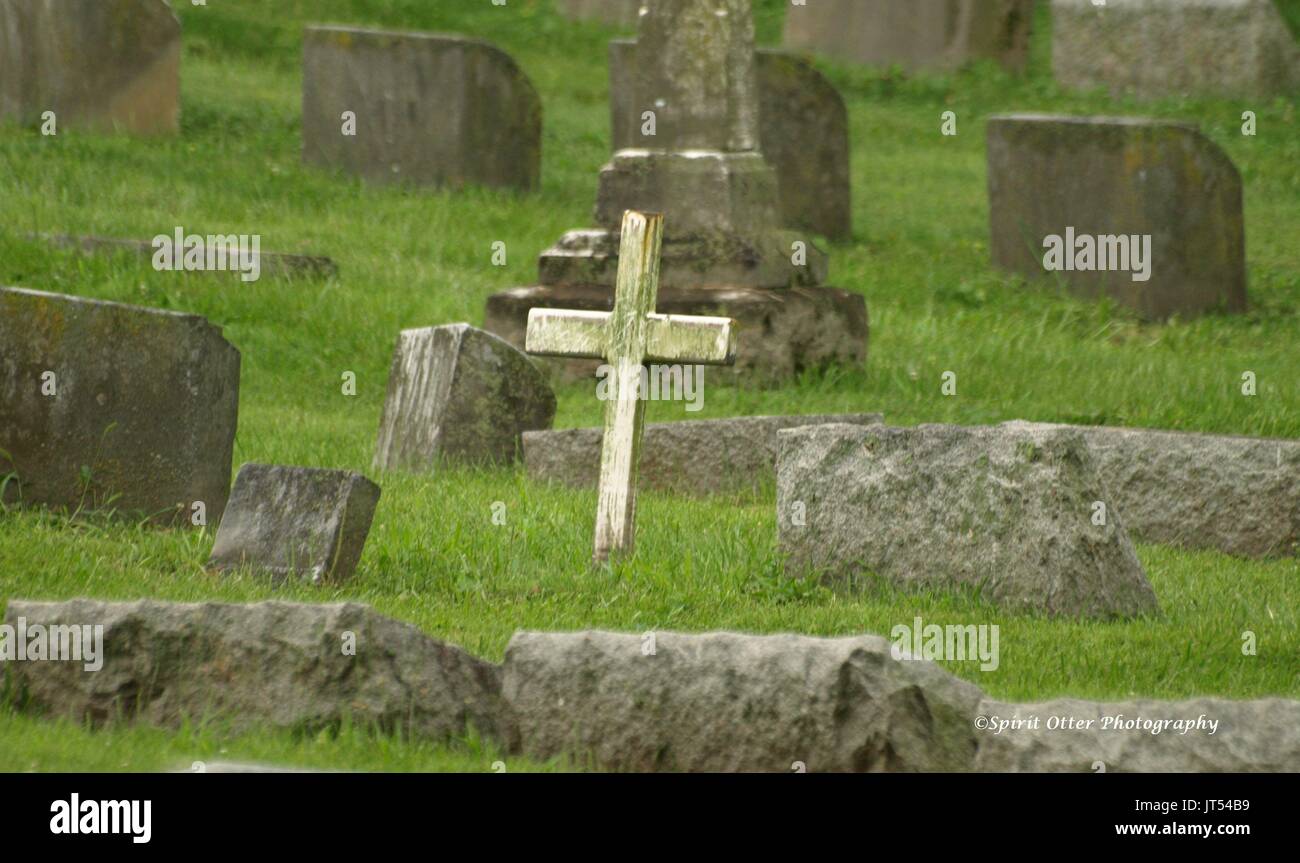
[556,0,641,27]
[783,0,1033,72]
[0,0,180,135]
[1052,0,1300,100]
[987,114,1247,320]
[302,26,541,191]
[486,283,867,382]
[206,464,381,585]
[373,323,556,470]
[537,226,826,290]
[975,697,1300,772]
[777,422,1160,618]
[1015,422,1300,558]
[502,630,985,772]
[524,414,882,496]
[2,600,504,741]
[33,232,338,279]
[611,42,851,240]
[0,286,239,526]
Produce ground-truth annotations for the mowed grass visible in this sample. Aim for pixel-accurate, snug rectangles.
[0,1,1297,771]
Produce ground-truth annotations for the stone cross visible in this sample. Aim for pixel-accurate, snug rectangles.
[526,210,737,563]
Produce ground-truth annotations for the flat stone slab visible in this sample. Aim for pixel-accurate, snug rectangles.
[206,464,381,585]
[776,422,1160,619]
[0,0,181,135]
[373,323,556,470]
[1015,422,1299,558]
[0,286,240,526]
[783,0,1033,72]
[33,233,338,279]
[975,696,1300,772]
[987,114,1247,320]
[610,43,851,240]
[1052,0,1300,100]
[502,630,986,772]
[3,600,503,742]
[556,0,640,27]
[524,414,882,496]
[485,283,867,383]
[302,26,541,191]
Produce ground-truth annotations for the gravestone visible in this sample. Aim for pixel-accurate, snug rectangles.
[302,26,542,192]
[526,211,737,563]
[206,464,381,584]
[524,413,881,496]
[4,599,504,741]
[1052,0,1300,99]
[987,114,1247,320]
[0,286,239,525]
[782,0,1034,72]
[0,0,181,135]
[1013,422,1300,559]
[373,323,556,471]
[485,0,867,382]
[610,41,851,240]
[556,0,641,27]
[776,422,1160,619]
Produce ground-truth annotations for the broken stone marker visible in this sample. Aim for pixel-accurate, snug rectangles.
[776,422,1160,619]
[610,41,851,240]
[206,464,381,584]
[485,0,867,382]
[0,286,240,526]
[524,413,882,497]
[782,0,1034,73]
[302,26,542,192]
[3,599,504,741]
[0,0,181,135]
[1052,0,1300,100]
[1012,421,1300,559]
[987,114,1247,320]
[373,323,556,471]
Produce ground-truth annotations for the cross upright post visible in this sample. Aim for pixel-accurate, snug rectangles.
[525,209,737,563]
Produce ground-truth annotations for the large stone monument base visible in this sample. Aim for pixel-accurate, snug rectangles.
[485,283,867,382]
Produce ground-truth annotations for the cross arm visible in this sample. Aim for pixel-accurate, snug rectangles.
[525,307,737,365]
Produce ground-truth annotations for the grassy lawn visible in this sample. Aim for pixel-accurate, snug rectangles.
[0,1,1296,771]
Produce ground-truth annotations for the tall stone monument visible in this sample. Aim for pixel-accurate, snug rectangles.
[485,0,867,381]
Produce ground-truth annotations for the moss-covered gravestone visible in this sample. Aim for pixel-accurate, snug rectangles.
[0,0,180,135]
[987,114,1247,319]
[302,26,542,192]
[0,286,239,526]
[486,0,867,382]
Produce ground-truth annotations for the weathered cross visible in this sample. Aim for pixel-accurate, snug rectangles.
[525,210,737,563]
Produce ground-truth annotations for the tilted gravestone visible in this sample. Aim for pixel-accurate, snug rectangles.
[206,464,381,584]
[302,26,542,192]
[610,41,851,240]
[524,413,881,496]
[1052,0,1300,100]
[0,0,181,135]
[485,0,867,382]
[987,114,1247,320]
[776,422,1160,619]
[556,0,641,27]
[782,0,1034,72]
[0,286,239,526]
[373,323,556,471]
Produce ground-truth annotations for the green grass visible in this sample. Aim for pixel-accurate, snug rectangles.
[1,0,1297,771]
